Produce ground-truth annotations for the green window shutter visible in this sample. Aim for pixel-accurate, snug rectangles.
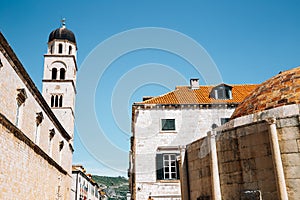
[156,154,163,180]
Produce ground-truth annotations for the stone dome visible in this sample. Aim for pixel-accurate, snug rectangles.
[48,26,76,44]
[231,66,300,119]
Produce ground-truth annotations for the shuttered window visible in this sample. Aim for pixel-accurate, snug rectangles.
[156,153,180,180]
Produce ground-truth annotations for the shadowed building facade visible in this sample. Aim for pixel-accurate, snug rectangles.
[0,21,77,199]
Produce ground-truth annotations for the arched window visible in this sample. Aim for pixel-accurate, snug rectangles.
[55,95,59,107]
[210,84,233,100]
[58,44,63,54]
[69,46,72,55]
[51,96,54,107]
[51,94,63,108]
[60,68,66,80]
[52,68,57,80]
[59,96,63,107]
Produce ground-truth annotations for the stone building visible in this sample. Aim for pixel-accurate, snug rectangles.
[180,66,300,200]
[71,165,101,200]
[0,21,77,199]
[129,79,257,199]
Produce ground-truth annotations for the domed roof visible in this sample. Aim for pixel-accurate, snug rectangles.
[231,66,300,119]
[48,25,76,44]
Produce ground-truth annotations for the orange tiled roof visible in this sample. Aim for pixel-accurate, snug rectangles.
[232,66,300,119]
[137,84,258,105]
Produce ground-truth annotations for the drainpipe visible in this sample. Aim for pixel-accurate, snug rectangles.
[266,117,288,200]
[208,131,221,200]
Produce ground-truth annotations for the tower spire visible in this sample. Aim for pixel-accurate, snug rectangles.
[43,22,77,138]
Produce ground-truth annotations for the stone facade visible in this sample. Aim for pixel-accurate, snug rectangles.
[71,165,101,200]
[129,80,257,200]
[131,107,235,200]
[0,120,71,199]
[0,26,75,199]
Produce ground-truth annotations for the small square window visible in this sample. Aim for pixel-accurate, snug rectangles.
[161,119,175,131]
[221,118,230,125]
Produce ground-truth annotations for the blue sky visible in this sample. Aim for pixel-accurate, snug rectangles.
[1,1,300,176]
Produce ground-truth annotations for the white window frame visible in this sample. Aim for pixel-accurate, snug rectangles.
[156,147,180,181]
[163,154,178,180]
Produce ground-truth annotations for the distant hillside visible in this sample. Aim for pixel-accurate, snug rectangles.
[92,175,129,200]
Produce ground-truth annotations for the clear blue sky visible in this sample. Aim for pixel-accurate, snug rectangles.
[1,1,300,176]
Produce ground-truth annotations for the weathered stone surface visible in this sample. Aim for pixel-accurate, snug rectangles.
[0,31,75,199]
[277,126,300,141]
[286,178,300,199]
[279,140,299,153]
[183,115,300,200]
[277,116,299,128]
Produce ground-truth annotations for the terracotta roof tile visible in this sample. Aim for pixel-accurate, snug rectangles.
[137,84,258,105]
[231,66,300,119]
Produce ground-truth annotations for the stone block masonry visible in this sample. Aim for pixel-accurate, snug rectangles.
[0,31,74,200]
[182,110,300,200]
[0,120,71,200]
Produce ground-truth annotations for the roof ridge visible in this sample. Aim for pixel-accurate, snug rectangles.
[176,83,259,87]
[134,83,259,105]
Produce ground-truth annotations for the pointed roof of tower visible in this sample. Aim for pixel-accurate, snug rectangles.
[48,19,76,44]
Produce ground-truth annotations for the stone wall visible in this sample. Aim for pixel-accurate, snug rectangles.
[277,116,300,200]
[183,112,300,200]
[186,137,212,200]
[0,34,73,172]
[217,122,276,200]
[0,33,73,199]
[0,122,71,200]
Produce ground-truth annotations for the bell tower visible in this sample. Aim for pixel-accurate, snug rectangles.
[42,19,77,138]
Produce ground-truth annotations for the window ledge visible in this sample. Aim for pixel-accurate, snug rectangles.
[159,131,177,134]
[156,179,180,183]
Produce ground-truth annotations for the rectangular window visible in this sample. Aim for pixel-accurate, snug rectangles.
[161,119,175,131]
[0,58,3,68]
[15,103,21,127]
[35,112,43,145]
[34,124,41,144]
[156,153,180,180]
[59,141,64,165]
[49,129,55,156]
[16,88,27,127]
[163,154,177,179]
[221,118,230,125]
[217,88,224,99]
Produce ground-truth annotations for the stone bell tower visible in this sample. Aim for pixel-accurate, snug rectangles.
[42,19,77,138]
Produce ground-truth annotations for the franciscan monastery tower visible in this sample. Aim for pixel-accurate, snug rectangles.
[42,19,77,139]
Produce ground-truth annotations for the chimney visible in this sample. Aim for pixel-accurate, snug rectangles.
[190,78,199,89]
